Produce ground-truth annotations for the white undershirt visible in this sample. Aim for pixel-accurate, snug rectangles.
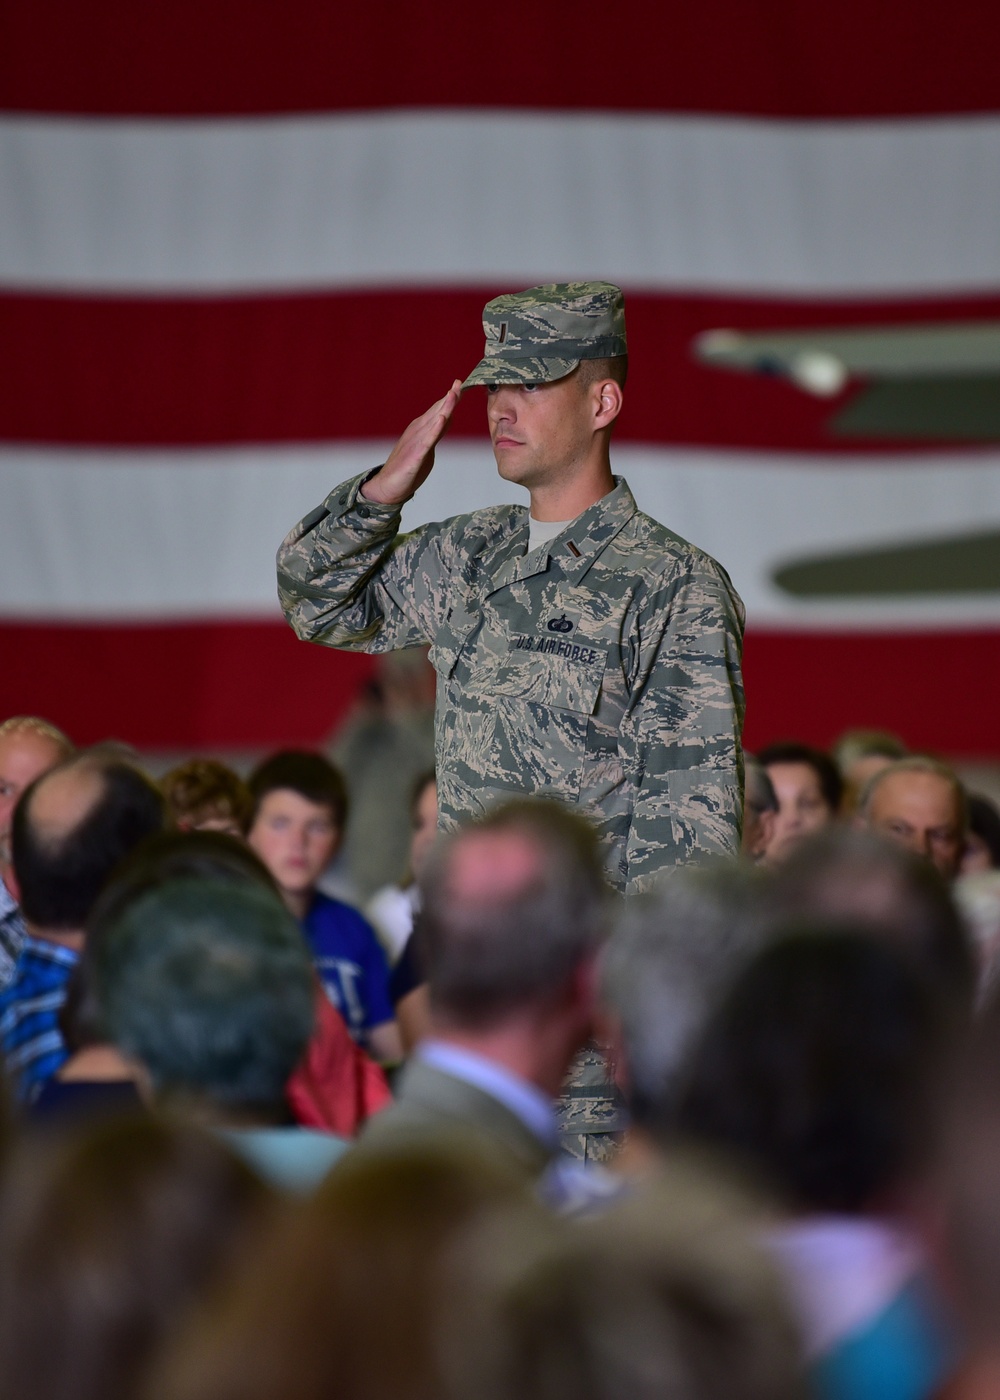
[527,516,576,554]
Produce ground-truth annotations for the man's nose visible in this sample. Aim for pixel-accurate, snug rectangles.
[488,388,517,423]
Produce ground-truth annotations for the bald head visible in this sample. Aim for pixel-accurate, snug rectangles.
[421,800,607,1027]
[447,830,543,906]
[12,755,166,935]
[0,717,73,865]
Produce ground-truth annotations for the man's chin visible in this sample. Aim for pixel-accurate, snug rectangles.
[494,454,537,488]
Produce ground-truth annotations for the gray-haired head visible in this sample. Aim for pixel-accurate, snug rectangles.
[98,878,315,1115]
[420,799,608,1027]
[858,755,967,831]
[601,864,771,1140]
[463,282,627,388]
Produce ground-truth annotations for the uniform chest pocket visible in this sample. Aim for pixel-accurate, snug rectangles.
[477,642,607,716]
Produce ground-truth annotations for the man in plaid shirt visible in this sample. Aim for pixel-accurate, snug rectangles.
[0,752,165,1101]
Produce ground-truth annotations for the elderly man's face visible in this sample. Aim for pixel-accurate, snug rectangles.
[0,730,67,867]
[866,771,964,879]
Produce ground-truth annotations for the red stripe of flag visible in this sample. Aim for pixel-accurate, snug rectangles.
[6,289,1000,451]
[1,1,998,118]
[2,621,998,756]
[742,629,1000,758]
[1,621,376,750]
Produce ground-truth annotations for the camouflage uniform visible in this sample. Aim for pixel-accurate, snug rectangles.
[276,282,746,1156]
[278,471,744,895]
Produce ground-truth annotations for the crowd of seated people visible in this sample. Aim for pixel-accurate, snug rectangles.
[1,711,1000,1400]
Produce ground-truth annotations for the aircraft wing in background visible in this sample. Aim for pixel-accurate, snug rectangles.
[695,321,1000,439]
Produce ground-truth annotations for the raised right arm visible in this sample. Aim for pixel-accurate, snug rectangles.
[276,381,464,654]
[276,472,449,654]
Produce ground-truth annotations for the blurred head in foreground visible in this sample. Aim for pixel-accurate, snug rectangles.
[676,931,946,1216]
[601,865,770,1156]
[0,1116,271,1400]
[421,799,607,1059]
[97,877,315,1125]
[768,826,974,1014]
[147,1142,533,1400]
[439,1175,807,1400]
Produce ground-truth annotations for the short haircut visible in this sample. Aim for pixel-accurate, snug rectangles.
[859,755,968,832]
[677,931,944,1213]
[744,758,778,816]
[757,741,843,812]
[575,355,628,390]
[12,757,167,930]
[248,751,348,830]
[833,727,907,773]
[160,759,253,834]
[97,878,315,1112]
[768,825,975,1011]
[601,865,770,1137]
[64,830,281,1052]
[420,800,607,1026]
[0,715,74,755]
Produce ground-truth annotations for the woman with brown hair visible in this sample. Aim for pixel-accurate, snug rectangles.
[0,1115,273,1400]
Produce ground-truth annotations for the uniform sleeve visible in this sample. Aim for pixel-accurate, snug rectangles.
[619,557,746,894]
[276,471,452,654]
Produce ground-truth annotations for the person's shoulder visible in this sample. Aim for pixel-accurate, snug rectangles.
[616,503,740,598]
[307,892,381,945]
[412,502,526,554]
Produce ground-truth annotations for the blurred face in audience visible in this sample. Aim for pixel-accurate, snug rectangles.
[248,789,340,902]
[764,761,836,864]
[0,730,66,868]
[865,771,964,879]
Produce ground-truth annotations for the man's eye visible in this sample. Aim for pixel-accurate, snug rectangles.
[522,383,539,392]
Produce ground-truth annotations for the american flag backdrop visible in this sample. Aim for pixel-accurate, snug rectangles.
[2,1,1000,756]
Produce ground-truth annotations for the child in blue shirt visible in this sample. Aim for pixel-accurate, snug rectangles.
[248,751,401,1065]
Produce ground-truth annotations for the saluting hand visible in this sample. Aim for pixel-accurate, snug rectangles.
[360,380,464,507]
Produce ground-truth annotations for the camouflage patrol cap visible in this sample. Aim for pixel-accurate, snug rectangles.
[463,282,627,388]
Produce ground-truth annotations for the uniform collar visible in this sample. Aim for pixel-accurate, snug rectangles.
[485,478,637,596]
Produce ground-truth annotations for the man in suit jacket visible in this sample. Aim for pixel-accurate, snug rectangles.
[358,799,608,1182]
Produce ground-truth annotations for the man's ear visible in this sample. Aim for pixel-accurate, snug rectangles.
[593,377,624,430]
